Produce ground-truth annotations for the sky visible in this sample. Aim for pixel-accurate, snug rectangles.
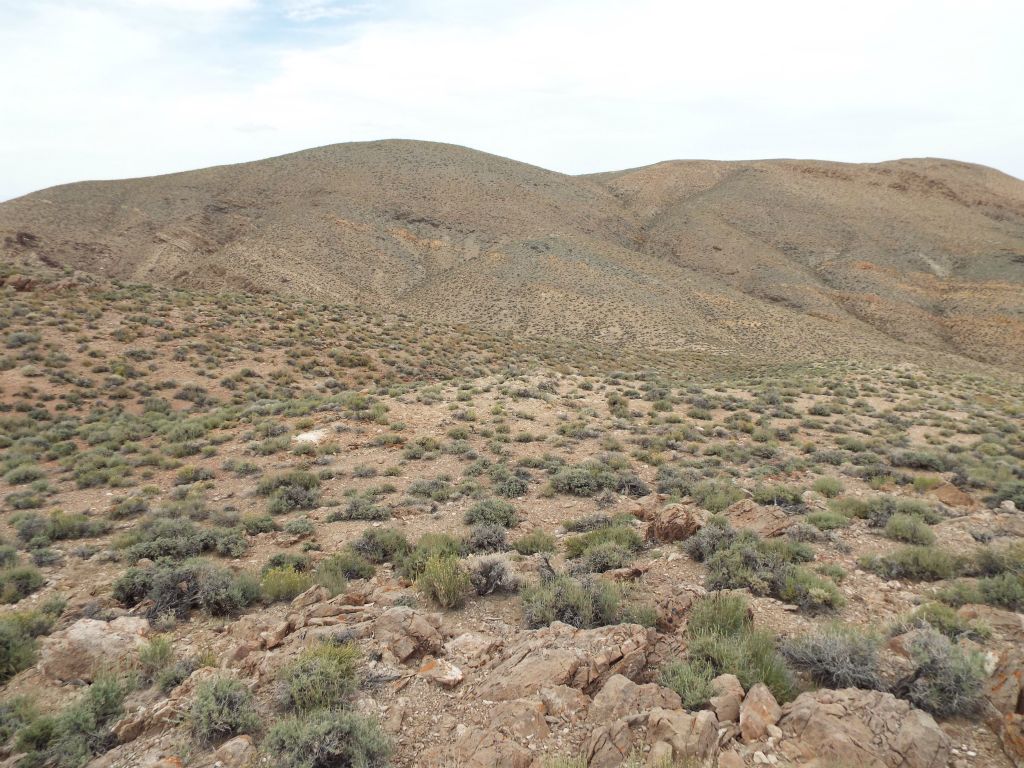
[1,0,1022,201]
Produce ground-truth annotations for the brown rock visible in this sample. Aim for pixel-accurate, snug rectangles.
[927,482,975,508]
[724,498,792,537]
[448,724,533,768]
[444,631,501,667]
[718,750,745,768]
[583,718,637,768]
[290,584,330,609]
[493,697,550,741]
[779,688,950,768]
[39,616,149,683]
[740,683,781,741]
[589,673,681,722]
[372,606,444,663]
[214,735,256,768]
[709,673,745,723]
[477,622,655,701]
[416,656,463,688]
[653,584,706,633]
[645,707,719,767]
[540,685,591,719]
[647,502,709,543]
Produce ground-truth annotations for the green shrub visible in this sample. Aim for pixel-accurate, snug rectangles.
[520,573,623,629]
[262,709,391,768]
[782,625,884,689]
[550,460,648,498]
[892,629,985,717]
[16,674,132,768]
[138,635,174,684]
[564,524,642,559]
[417,555,471,609]
[896,602,989,641]
[112,560,258,618]
[0,565,44,603]
[316,552,374,594]
[241,513,279,534]
[464,498,518,527]
[465,523,508,554]
[563,513,614,533]
[258,471,321,514]
[262,566,313,602]
[690,480,744,513]
[513,530,556,555]
[328,495,390,522]
[396,533,464,580]
[683,516,736,561]
[190,677,261,744]
[351,528,410,564]
[469,557,520,596]
[278,641,360,712]
[659,657,715,709]
[752,484,804,508]
[805,510,850,530]
[777,567,845,613]
[937,573,1024,612]
[687,592,751,637]
[812,477,843,498]
[884,514,936,545]
[0,601,62,683]
[860,546,962,582]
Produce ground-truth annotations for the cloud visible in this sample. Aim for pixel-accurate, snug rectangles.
[0,0,1021,200]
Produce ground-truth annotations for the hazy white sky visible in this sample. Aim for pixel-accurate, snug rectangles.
[1,0,1022,200]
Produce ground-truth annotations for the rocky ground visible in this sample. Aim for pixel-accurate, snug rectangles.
[0,272,1022,768]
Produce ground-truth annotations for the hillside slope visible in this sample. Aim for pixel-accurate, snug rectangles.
[2,140,1023,368]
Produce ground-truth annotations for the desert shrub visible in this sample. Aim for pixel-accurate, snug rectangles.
[258,471,321,514]
[278,641,360,712]
[116,517,246,561]
[805,510,849,530]
[563,513,614,533]
[687,592,752,636]
[690,480,744,513]
[262,566,313,602]
[937,573,1024,612]
[263,553,312,574]
[396,533,464,580]
[0,696,36,745]
[0,544,17,567]
[112,560,258,618]
[15,674,132,768]
[777,568,845,613]
[895,602,989,641]
[156,656,200,693]
[812,477,844,498]
[262,709,391,768]
[328,495,389,522]
[138,635,174,685]
[464,498,518,527]
[0,600,62,683]
[860,546,962,582]
[884,513,936,545]
[683,516,736,561]
[190,677,261,744]
[971,542,1024,577]
[470,557,520,596]
[417,555,471,608]
[109,496,148,519]
[351,528,410,564]
[241,513,279,534]
[782,625,884,689]
[574,541,636,573]
[465,523,508,553]
[752,484,804,509]
[670,593,794,704]
[564,524,642,559]
[834,495,940,528]
[550,460,648,498]
[520,573,623,629]
[0,565,44,603]
[892,629,985,717]
[316,552,374,592]
[890,449,950,472]
[407,476,456,502]
[4,463,45,485]
[512,529,556,555]
[175,465,214,485]
[14,510,110,544]
[659,657,715,710]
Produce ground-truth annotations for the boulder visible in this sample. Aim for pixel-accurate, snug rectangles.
[984,647,1024,766]
[740,683,781,741]
[646,503,709,543]
[645,707,719,767]
[371,606,444,663]
[724,498,792,537]
[709,673,745,723]
[653,584,705,633]
[39,616,149,682]
[446,724,533,768]
[444,631,501,667]
[477,622,655,701]
[589,674,681,723]
[540,685,592,720]
[214,735,256,768]
[493,697,550,742]
[583,718,637,768]
[416,656,463,688]
[779,688,950,768]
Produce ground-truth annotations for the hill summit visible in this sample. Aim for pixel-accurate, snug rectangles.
[2,140,1023,369]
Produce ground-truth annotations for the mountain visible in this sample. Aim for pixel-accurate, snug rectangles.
[2,140,1023,369]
